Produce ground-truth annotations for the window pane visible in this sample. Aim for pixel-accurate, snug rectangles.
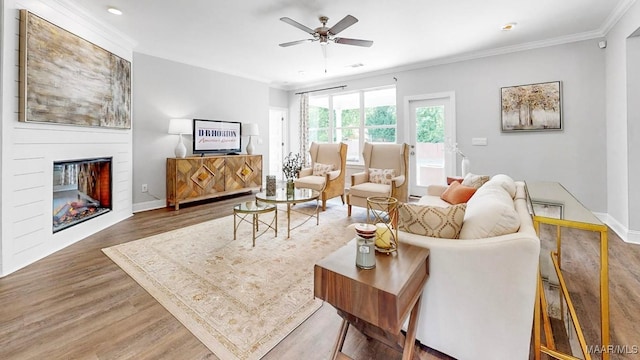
[336,128,360,162]
[365,88,396,126]
[309,95,329,128]
[309,129,329,143]
[333,93,359,128]
[365,127,396,143]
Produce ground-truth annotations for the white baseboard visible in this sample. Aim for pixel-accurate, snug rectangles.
[133,199,167,213]
[603,213,640,245]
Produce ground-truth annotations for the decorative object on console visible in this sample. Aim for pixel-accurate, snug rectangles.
[445,137,468,176]
[19,10,131,129]
[501,81,562,132]
[242,123,259,155]
[168,118,192,158]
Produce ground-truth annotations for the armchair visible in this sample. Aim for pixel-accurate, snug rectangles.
[294,142,347,211]
[347,142,409,216]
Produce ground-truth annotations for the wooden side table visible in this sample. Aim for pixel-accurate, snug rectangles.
[446,176,464,185]
[314,239,430,360]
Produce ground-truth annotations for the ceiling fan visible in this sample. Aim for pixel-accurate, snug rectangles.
[279,15,374,48]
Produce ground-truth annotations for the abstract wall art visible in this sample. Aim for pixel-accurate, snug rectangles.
[19,10,131,129]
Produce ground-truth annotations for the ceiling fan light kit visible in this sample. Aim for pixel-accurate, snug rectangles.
[279,15,374,48]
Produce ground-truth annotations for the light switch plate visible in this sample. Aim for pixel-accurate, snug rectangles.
[472,137,488,146]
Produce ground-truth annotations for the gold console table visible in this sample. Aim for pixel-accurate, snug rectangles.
[527,181,609,360]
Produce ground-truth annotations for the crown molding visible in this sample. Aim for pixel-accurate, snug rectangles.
[288,29,604,92]
[599,0,638,36]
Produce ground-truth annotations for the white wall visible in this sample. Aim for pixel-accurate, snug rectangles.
[1,0,134,276]
[605,0,640,243]
[289,40,607,213]
[131,53,270,211]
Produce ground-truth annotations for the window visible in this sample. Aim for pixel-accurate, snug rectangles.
[308,86,396,163]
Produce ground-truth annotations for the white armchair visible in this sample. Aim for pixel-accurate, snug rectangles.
[294,142,347,211]
[347,142,409,216]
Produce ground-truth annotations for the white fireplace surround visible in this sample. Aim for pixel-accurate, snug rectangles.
[0,0,135,277]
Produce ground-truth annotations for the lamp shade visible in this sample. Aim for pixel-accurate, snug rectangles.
[168,118,192,135]
[242,123,259,137]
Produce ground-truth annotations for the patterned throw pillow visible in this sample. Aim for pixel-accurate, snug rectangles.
[369,168,396,185]
[461,173,490,189]
[398,203,467,239]
[312,163,334,176]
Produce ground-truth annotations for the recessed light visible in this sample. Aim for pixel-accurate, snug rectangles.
[501,22,517,31]
[107,7,123,15]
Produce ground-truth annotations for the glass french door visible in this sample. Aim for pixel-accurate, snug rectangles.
[406,94,456,196]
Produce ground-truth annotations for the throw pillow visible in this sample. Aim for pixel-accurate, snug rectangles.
[398,203,466,239]
[461,172,490,189]
[312,163,334,176]
[440,181,477,204]
[369,168,396,185]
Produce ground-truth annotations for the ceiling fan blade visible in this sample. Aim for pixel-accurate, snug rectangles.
[334,37,374,47]
[279,39,314,47]
[328,15,358,35]
[280,17,316,35]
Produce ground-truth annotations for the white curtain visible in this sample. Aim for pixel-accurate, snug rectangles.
[299,93,310,166]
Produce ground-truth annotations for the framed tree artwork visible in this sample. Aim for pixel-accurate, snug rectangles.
[500,81,562,132]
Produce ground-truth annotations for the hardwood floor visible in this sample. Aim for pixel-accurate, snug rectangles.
[0,195,638,360]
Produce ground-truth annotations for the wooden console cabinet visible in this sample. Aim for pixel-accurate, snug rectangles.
[166,155,262,210]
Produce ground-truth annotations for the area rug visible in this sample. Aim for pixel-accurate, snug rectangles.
[102,201,360,360]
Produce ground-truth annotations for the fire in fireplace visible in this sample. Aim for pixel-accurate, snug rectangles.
[53,157,112,233]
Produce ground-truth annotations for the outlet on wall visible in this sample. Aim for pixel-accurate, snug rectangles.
[141,184,148,192]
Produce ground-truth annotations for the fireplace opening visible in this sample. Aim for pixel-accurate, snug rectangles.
[53,157,112,233]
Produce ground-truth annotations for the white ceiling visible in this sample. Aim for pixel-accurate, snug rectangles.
[61,0,629,89]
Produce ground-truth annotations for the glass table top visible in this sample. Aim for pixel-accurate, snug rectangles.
[255,188,320,203]
[525,181,603,226]
[234,201,275,213]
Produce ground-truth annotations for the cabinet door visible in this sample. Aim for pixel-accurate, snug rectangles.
[226,155,262,190]
[201,157,226,195]
[174,159,205,201]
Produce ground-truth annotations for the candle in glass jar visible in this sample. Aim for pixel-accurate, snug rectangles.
[375,223,392,249]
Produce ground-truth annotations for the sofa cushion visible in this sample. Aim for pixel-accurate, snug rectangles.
[369,168,396,185]
[417,194,450,207]
[440,181,476,204]
[459,183,520,239]
[349,182,391,198]
[398,203,466,239]
[461,173,490,189]
[294,175,325,191]
[486,174,517,198]
[312,162,334,177]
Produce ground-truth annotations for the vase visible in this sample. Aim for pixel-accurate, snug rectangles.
[286,180,295,197]
[461,157,470,177]
[266,175,276,196]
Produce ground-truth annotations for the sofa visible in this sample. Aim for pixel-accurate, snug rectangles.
[399,174,540,360]
[346,174,540,360]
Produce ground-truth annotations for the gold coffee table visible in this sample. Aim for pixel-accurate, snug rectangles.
[255,188,320,238]
[233,201,277,247]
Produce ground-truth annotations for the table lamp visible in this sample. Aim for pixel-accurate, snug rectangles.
[242,123,259,155]
[168,118,192,158]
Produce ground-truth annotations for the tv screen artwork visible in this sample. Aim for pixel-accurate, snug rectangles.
[193,119,242,154]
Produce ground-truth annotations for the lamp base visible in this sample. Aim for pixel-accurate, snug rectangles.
[246,136,255,155]
[174,135,187,158]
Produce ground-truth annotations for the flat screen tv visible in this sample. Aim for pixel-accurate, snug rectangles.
[192,119,242,155]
